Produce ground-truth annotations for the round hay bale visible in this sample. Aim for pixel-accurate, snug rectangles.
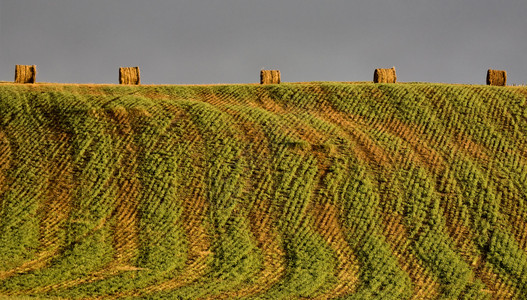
[15,65,36,84]
[260,70,281,84]
[119,67,140,85]
[487,69,507,86]
[374,67,396,83]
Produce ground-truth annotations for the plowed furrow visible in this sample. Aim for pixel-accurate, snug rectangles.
[451,130,490,162]
[19,268,124,296]
[311,202,359,298]
[129,133,211,297]
[476,262,517,299]
[0,130,11,202]
[0,136,73,280]
[256,87,287,114]
[113,154,140,266]
[382,213,440,299]
[511,216,527,251]
[317,110,391,166]
[109,111,141,267]
[209,109,288,299]
[214,182,286,298]
[378,119,445,172]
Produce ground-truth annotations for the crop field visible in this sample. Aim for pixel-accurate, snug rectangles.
[0,82,526,299]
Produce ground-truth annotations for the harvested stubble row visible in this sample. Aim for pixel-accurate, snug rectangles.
[0,82,527,299]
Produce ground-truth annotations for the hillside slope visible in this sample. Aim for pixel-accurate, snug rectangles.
[0,82,526,299]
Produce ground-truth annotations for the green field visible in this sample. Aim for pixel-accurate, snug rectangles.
[0,82,526,299]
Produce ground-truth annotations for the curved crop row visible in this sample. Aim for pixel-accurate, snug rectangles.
[0,82,526,299]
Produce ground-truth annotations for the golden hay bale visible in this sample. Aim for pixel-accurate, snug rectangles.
[487,69,507,86]
[260,70,281,84]
[119,67,140,85]
[14,65,36,84]
[374,67,397,83]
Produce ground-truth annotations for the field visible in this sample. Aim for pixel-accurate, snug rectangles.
[0,82,526,299]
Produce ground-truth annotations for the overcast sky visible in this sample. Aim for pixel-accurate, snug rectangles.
[1,0,526,85]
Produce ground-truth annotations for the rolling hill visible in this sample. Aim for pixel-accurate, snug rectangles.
[0,82,526,299]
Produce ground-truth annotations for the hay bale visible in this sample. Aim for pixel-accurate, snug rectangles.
[14,65,36,84]
[487,69,507,86]
[260,70,281,84]
[119,67,140,85]
[374,67,397,83]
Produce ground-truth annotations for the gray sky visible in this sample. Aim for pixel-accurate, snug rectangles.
[1,0,526,85]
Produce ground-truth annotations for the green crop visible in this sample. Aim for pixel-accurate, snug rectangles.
[0,82,526,299]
